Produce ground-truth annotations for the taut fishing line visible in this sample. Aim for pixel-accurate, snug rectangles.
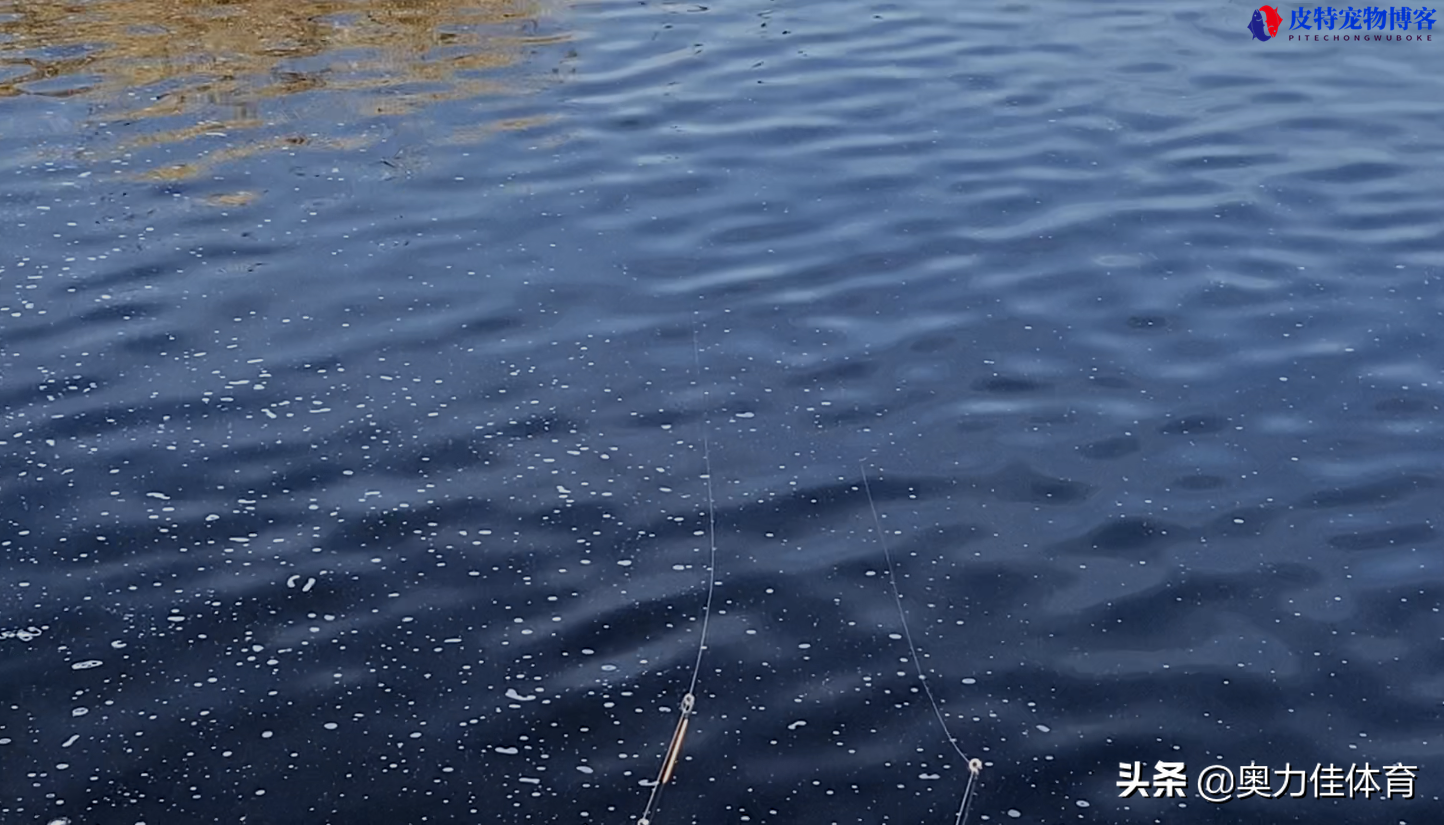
[635,321,719,825]
[629,334,983,825]
[861,463,983,825]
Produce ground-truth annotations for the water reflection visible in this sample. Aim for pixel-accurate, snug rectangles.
[0,0,571,177]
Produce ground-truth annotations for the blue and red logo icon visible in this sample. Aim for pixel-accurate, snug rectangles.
[1249,5,1283,39]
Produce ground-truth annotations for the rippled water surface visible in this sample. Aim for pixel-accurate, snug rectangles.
[3,0,1444,822]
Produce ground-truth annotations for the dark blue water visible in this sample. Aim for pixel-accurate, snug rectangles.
[3,0,1443,823]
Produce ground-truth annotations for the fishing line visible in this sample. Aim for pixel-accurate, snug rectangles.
[635,321,719,825]
[861,463,983,825]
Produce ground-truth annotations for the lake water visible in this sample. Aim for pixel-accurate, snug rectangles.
[2,0,1442,823]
